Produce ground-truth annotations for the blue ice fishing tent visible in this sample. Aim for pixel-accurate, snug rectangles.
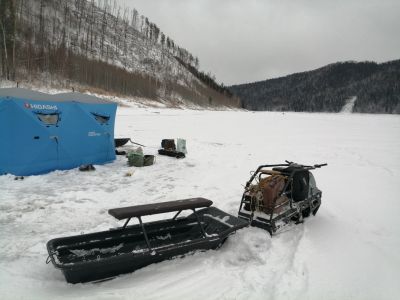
[0,88,117,176]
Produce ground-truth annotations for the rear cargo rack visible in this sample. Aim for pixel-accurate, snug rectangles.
[238,161,327,235]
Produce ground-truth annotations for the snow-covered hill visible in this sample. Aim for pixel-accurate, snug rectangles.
[1,107,399,299]
[230,60,400,113]
[3,0,237,107]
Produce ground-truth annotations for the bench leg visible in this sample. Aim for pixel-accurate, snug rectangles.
[122,217,131,229]
[192,209,207,238]
[172,210,182,220]
[138,216,153,252]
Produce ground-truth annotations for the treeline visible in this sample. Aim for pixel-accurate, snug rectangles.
[0,0,237,107]
[0,0,199,79]
[230,60,400,113]
[0,0,17,80]
[175,56,233,98]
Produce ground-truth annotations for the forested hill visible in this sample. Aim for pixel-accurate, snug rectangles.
[230,60,400,113]
[0,0,239,108]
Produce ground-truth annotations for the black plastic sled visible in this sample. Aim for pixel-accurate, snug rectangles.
[46,198,247,283]
[114,138,130,148]
[158,149,185,159]
[238,161,327,235]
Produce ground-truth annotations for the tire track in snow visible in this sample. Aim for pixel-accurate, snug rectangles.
[271,226,308,299]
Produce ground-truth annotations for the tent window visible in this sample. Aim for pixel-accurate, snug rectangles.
[36,113,59,125]
[92,113,110,124]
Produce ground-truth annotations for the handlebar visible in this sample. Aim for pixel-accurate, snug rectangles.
[313,163,328,168]
[285,160,327,169]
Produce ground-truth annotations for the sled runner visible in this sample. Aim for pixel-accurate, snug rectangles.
[238,161,327,235]
[46,198,247,283]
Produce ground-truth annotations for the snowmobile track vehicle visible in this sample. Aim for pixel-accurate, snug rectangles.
[238,161,327,235]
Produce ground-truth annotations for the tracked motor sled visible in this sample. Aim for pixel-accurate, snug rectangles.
[238,161,327,235]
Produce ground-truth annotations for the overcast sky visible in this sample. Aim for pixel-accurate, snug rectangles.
[117,0,400,85]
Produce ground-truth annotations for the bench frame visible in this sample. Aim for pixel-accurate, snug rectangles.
[108,198,213,252]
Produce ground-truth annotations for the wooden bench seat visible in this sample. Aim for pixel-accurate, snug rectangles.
[108,198,213,220]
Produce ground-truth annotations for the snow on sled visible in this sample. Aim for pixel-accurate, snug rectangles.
[238,161,327,235]
[46,198,247,283]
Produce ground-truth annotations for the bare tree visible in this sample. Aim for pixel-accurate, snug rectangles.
[0,20,8,79]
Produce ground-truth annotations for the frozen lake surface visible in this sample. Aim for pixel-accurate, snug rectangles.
[1,107,399,299]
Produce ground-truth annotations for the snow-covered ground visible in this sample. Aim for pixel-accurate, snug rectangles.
[1,107,399,299]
